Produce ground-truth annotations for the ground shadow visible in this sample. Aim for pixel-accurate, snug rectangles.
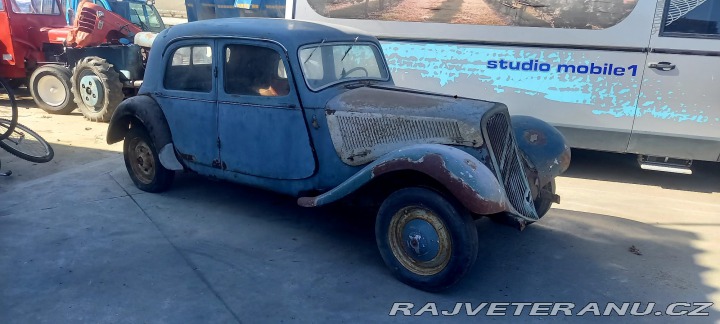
[563,148,720,193]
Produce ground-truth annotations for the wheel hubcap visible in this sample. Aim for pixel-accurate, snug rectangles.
[79,74,104,110]
[37,75,67,107]
[128,138,155,184]
[389,206,452,276]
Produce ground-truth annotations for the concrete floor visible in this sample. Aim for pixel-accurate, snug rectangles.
[0,105,719,323]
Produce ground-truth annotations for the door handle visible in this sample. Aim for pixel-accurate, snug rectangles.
[648,62,676,71]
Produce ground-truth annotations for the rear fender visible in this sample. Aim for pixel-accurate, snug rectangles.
[298,144,508,215]
[106,95,183,171]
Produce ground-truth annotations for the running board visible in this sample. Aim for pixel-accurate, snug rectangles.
[638,155,692,175]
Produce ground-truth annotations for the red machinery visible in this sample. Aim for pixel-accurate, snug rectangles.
[0,0,147,121]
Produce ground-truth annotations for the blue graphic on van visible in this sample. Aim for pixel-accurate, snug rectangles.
[381,42,713,124]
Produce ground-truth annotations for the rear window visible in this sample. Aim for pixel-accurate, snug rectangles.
[164,45,213,92]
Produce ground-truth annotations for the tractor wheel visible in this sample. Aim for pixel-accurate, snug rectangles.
[29,65,76,114]
[72,57,124,122]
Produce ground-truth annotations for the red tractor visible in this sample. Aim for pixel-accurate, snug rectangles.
[0,0,160,121]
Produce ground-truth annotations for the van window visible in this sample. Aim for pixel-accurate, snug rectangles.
[663,0,720,37]
[306,0,639,29]
[164,45,213,92]
[224,44,290,97]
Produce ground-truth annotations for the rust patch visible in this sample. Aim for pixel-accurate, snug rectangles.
[464,159,477,170]
[523,129,547,145]
[372,154,505,214]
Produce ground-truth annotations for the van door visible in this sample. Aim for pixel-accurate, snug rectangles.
[629,0,720,161]
[216,40,316,179]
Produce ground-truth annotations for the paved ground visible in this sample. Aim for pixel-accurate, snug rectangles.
[1,95,719,323]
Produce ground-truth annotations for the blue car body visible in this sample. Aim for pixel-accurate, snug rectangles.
[107,18,570,227]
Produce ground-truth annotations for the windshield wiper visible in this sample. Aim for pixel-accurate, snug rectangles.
[340,37,359,62]
[303,39,325,64]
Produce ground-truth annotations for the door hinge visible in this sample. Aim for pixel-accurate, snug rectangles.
[217,138,221,149]
[213,66,218,77]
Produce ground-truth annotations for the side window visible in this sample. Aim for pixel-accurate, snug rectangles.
[663,0,720,37]
[164,45,213,92]
[224,44,290,97]
[11,0,60,14]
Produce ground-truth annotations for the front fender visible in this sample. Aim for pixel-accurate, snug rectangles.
[511,115,571,185]
[298,144,508,215]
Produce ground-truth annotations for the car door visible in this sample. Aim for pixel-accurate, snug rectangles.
[628,0,720,161]
[217,40,316,179]
[155,40,220,168]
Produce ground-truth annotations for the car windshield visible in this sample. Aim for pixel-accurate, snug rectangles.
[298,43,389,90]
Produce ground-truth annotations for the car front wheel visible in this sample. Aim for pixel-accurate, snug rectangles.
[375,187,479,291]
[123,126,174,192]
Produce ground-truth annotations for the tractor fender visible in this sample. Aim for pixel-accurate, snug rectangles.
[298,144,508,215]
[106,95,183,171]
[511,115,571,185]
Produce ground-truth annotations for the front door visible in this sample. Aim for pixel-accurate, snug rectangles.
[217,40,316,179]
[629,0,720,161]
[155,40,220,168]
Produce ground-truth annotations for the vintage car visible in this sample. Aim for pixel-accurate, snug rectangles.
[107,18,571,291]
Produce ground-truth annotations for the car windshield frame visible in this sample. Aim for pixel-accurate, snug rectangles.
[297,42,390,91]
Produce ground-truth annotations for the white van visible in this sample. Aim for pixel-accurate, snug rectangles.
[290,0,720,170]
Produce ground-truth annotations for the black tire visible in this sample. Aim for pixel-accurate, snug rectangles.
[375,187,479,291]
[8,78,26,89]
[29,65,76,115]
[72,57,124,122]
[533,179,556,218]
[0,79,18,141]
[0,120,54,163]
[123,126,174,192]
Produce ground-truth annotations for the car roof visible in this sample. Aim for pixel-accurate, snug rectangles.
[155,18,379,51]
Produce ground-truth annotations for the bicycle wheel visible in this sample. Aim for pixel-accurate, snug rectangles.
[0,119,54,163]
[0,78,19,140]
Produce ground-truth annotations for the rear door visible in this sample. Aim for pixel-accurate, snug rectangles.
[155,40,220,168]
[629,0,720,161]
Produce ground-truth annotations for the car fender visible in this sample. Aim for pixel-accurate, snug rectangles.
[106,95,183,171]
[298,144,508,215]
[511,115,571,185]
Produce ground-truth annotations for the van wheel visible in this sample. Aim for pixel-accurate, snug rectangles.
[72,57,123,122]
[123,126,174,192]
[30,65,76,114]
[375,187,479,291]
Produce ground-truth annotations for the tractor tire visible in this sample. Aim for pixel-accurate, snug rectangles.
[71,57,124,122]
[29,65,76,115]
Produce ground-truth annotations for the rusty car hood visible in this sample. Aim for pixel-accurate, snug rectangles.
[326,85,502,120]
[325,85,506,165]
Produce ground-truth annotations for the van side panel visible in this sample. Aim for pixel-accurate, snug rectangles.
[381,42,646,152]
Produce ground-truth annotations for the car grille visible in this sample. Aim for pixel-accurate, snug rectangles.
[482,110,539,220]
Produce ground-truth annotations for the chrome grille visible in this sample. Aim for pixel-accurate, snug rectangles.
[334,114,463,153]
[483,111,539,220]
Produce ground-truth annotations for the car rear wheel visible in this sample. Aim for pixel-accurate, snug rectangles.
[375,187,479,291]
[123,126,174,192]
